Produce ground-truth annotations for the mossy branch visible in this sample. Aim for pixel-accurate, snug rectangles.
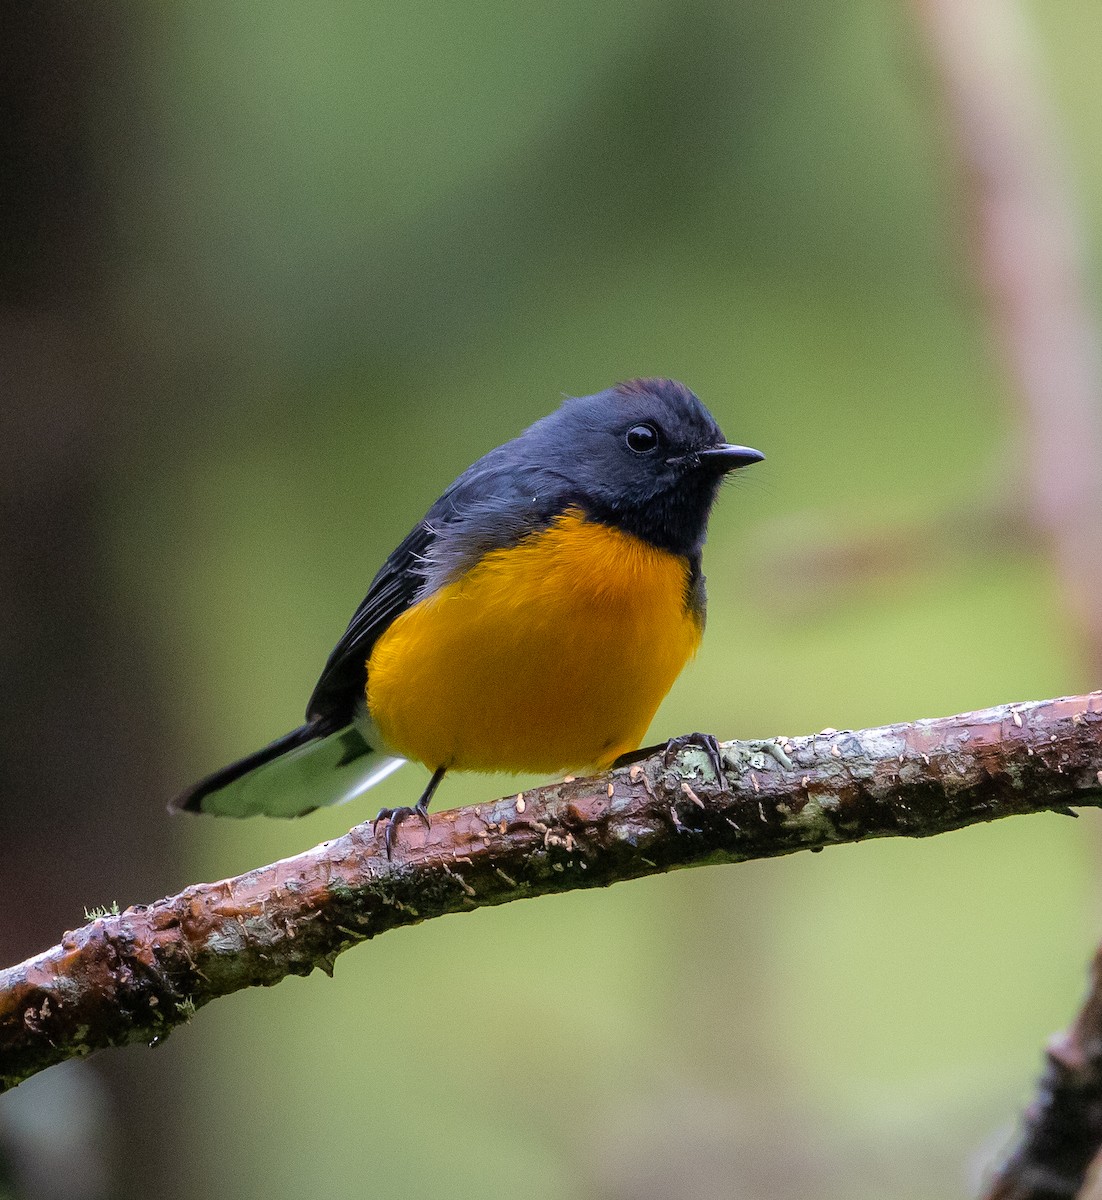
[2,692,1102,1094]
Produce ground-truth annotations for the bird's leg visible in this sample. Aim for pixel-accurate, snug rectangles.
[373,766,447,860]
[610,744,653,770]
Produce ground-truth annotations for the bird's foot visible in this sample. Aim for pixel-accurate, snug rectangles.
[612,733,728,788]
[373,800,431,861]
[663,732,728,789]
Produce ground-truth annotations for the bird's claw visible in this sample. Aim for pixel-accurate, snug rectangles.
[373,802,432,860]
[663,732,728,789]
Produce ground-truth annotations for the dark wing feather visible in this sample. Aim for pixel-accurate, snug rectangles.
[306,437,567,727]
[305,521,435,724]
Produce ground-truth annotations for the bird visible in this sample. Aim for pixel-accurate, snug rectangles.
[171,378,764,855]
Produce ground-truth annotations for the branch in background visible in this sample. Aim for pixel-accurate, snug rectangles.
[982,944,1102,1200]
[1,693,1100,1094]
[752,0,1102,665]
[914,0,1102,679]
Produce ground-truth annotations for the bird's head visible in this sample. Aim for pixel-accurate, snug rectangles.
[533,378,763,557]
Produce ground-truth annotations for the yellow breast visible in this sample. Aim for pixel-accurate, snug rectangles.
[365,508,703,774]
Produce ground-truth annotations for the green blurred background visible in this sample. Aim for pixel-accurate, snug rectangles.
[2,1,1101,1197]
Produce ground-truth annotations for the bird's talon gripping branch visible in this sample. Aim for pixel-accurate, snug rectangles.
[373,804,432,860]
[663,732,728,789]
[373,766,446,859]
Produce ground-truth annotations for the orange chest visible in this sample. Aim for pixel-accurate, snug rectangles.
[365,510,704,774]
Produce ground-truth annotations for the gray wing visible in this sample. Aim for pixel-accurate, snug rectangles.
[306,443,570,726]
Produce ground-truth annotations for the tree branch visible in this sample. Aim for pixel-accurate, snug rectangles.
[982,941,1102,1200]
[2,693,1101,1093]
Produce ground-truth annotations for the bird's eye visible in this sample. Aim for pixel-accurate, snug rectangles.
[626,423,659,453]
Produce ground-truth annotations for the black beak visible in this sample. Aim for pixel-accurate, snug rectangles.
[697,443,765,472]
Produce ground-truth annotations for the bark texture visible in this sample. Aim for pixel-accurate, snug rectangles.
[2,692,1101,1093]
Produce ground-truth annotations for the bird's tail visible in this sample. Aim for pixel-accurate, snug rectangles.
[170,722,406,818]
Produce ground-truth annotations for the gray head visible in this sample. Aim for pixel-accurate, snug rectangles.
[521,378,763,558]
